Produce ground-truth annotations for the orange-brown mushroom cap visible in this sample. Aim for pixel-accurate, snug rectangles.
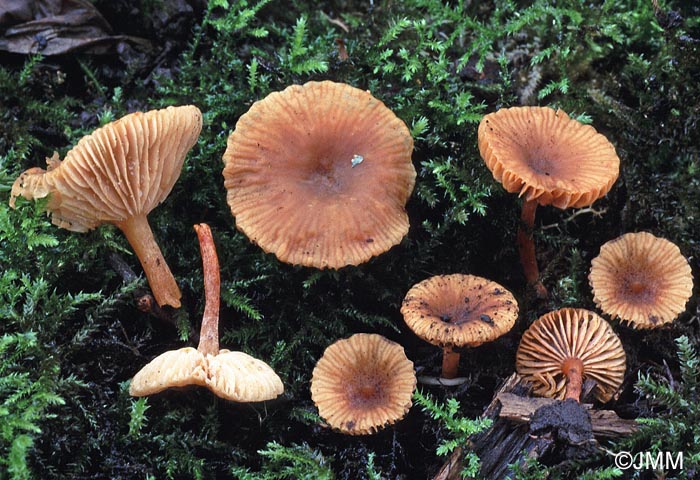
[10,105,203,308]
[478,106,620,209]
[310,333,416,435]
[11,105,202,231]
[400,274,518,348]
[222,81,416,269]
[516,308,626,403]
[589,232,693,329]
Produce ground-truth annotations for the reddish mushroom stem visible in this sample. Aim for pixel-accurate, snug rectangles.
[117,214,182,308]
[194,224,220,357]
[562,357,584,401]
[517,199,547,298]
[441,347,460,379]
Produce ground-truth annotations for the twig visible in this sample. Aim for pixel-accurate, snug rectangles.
[417,375,472,386]
[541,206,608,231]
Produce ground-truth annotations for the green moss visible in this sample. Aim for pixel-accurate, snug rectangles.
[1,0,699,477]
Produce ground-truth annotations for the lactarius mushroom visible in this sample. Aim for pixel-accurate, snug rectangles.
[401,274,518,379]
[478,106,620,297]
[10,106,203,308]
[516,308,626,402]
[222,80,416,269]
[129,223,283,402]
[310,333,416,435]
[589,232,693,328]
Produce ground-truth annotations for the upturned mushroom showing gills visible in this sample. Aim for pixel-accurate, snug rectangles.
[10,106,203,308]
[222,80,416,269]
[129,224,284,402]
[516,308,626,403]
[589,232,693,329]
[478,106,620,298]
[400,274,518,380]
[310,333,416,435]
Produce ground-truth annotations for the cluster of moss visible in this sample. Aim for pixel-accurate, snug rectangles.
[1,0,699,478]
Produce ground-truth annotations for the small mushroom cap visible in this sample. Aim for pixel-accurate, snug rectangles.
[478,106,619,209]
[207,349,284,402]
[222,81,416,269]
[129,347,207,396]
[400,274,518,348]
[516,308,626,403]
[10,105,202,232]
[589,232,693,328]
[310,333,416,435]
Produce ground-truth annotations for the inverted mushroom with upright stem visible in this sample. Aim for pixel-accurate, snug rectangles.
[129,223,284,402]
[478,106,620,298]
[516,308,626,403]
[10,106,203,308]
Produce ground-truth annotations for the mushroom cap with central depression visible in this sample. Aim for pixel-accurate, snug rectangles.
[310,333,416,435]
[222,81,416,269]
[478,106,620,209]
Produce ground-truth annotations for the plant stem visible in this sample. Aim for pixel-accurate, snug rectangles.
[517,199,547,298]
[441,347,461,379]
[117,214,181,308]
[194,223,220,356]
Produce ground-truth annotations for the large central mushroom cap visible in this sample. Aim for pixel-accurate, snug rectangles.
[222,80,416,269]
[310,333,416,435]
[589,232,693,328]
[400,274,518,348]
[516,308,626,403]
[478,106,620,209]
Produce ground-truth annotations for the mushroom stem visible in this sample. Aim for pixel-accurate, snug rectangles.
[117,214,181,308]
[194,224,220,357]
[441,347,461,379]
[562,357,584,402]
[517,199,547,298]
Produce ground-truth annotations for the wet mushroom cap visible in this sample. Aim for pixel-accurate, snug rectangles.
[310,333,416,435]
[222,80,416,269]
[400,274,518,348]
[10,105,202,231]
[589,232,693,328]
[516,308,626,402]
[478,106,619,209]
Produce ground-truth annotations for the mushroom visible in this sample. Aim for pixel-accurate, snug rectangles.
[10,106,203,308]
[310,333,416,435]
[516,308,626,402]
[478,106,620,297]
[589,232,693,328]
[129,223,283,402]
[400,274,518,379]
[222,80,416,269]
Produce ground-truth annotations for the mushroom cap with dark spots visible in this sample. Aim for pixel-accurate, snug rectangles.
[400,274,518,348]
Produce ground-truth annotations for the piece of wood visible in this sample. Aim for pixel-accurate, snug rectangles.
[432,373,638,480]
[496,392,638,438]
